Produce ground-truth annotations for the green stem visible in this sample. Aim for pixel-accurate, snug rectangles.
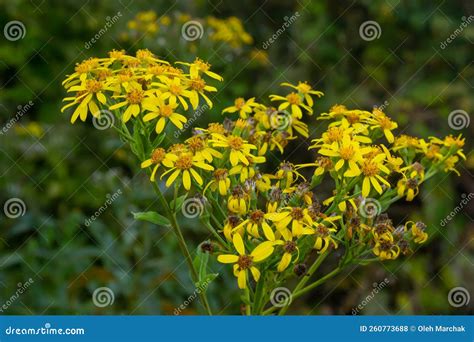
[292,267,341,299]
[244,288,251,315]
[151,181,213,315]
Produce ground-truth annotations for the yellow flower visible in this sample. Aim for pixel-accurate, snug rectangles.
[141,148,167,181]
[209,133,260,166]
[311,223,338,254]
[186,136,222,162]
[178,58,223,81]
[161,152,214,190]
[222,97,257,118]
[443,155,461,175]
[269,92,312,118]
[153,76,193,110]
[217,233,274,289]
[227,186,249,215]
[318,135,369,177]
[353,153,391,197]
[109,84,156,122]
[368,108,398,143]
[265,207,314,237]
[61,79,110,123]
[397,177,419,201]
[373,233,400,260]
[142,97,187,133]
[280,81,323,107]
[187,76,217,108]
[62,58,100,88]
[222,216,243,241]
[234,209,275,240]
[229,155,266,182]
[275,162,305,186]
[406,221,428,244]
[204,168,231,196]
[271,233,300,272]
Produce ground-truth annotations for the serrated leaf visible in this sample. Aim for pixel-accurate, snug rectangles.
[132,211,170,226]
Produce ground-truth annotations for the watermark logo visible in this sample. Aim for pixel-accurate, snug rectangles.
[0,278,34,313]
[173,278,213,315]
[84,12,122,49]
[270,110,292,130]
[3,198,26,218]
[448,109,470,130]
[92,109,115,130]
[4,21,26,41]
[262,12,300,50]
[359,21,382,41]
[173,104,209,139]
[92,287,115,307]
[440,15,474,49]
[181,20,203,41]
[359,198,381,219]
[352,278,390,315]
[448,287,470,308]
[181,198,204,218]
[270,287,292,307]
[440,193,473,227]
[85,189,122,227]
[1,100,35,135]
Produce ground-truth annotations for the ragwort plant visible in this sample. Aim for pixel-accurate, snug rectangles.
[61,50,465,315]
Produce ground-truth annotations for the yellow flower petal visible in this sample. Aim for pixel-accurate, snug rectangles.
[251,241,274,262]
[233,233,245,255]
[217,254,239,263]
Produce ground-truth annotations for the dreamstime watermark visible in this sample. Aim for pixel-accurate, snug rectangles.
[84,12,122,49]
[262,12,300,50]
[448,109,470,130]
[447,287,470,308]
[359,20,382,41]
[359,198,382,219]
[270,287,292,307]
[181,197,205,218]
[4,20,26,41]
[269,110,292,130]
[3,198,27,219]
[84,189,122,227]
[374,100,389,112]
[440,15,474,49]
[181,20,204,41]
[5,323,85,336]
[173,278,212,315]
[440,193,473,227]
[92,109,115,130]
[352,278,390,315]
[173,104,209,138]
[0,278,34,313]
[92,287,115,307]
[1,101,34,135]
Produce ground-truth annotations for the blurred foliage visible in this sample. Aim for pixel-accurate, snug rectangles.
[0,0,472,314]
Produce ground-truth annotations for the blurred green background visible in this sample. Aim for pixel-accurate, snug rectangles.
[0,0,472,315]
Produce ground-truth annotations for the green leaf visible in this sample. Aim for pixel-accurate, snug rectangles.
[132,211,170,226]
[151,133,166,148]
[170,194,187,212]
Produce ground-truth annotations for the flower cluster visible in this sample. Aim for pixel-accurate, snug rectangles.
[62,51,465,309]
[61,49,221,130]
[120,11,269,67]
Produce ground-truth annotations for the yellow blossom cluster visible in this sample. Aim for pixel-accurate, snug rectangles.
[62,51,465,294]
